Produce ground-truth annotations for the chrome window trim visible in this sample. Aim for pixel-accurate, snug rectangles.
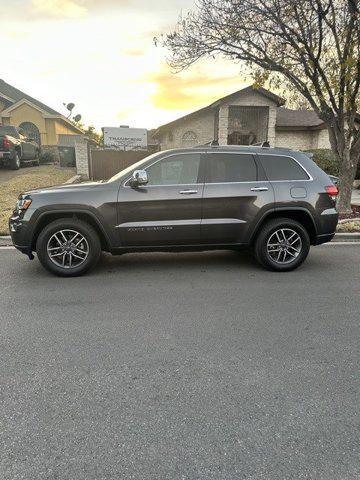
[123,151,204,188]
[204,180,269,185]
[258,153,313,182]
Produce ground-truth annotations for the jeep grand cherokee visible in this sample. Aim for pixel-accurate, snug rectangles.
[9,145,338,276]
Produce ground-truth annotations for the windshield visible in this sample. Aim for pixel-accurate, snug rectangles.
[0,126,17,137]
[107,151,163,182]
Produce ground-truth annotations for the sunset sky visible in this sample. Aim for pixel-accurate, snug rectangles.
[0,0,248,131]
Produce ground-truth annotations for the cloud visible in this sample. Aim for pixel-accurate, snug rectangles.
[26,0,145,19]
[30,0,87,18]
[145,65,245,110]
[120,48,144,57]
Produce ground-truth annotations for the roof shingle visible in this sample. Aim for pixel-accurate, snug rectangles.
[0,78,61,116]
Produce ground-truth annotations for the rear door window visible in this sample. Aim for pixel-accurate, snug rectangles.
[259,155,309,180]
[206,153,257,183]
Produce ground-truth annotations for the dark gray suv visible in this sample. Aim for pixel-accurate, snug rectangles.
[9,145,339,276]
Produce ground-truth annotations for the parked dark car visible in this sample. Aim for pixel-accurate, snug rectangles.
[9,145,339,276]
[0,125,40,170]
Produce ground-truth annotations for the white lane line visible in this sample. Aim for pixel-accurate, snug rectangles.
[0,246,15,249]
[322,242,360,245]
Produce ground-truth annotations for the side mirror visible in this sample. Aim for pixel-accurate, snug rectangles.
[130,169,148,187]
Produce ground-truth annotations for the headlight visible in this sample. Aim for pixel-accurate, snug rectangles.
[16,194,32,211]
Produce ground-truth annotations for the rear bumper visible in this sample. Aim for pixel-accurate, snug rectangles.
[315,232,336,245]
[0,151,11,161]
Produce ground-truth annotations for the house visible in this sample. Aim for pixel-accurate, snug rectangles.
[0,78,83,147]
[153,86,331,151]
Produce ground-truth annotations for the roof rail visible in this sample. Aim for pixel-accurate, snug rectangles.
[251,141,271,148]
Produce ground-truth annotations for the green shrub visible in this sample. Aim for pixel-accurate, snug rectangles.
[305,149,360,179]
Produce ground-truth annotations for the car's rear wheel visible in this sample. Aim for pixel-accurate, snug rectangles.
[10,152,21,170]
[36,218,101,277]
[254,218,310,271]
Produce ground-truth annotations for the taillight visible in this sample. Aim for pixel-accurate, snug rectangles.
[2,138,11,149]
[325,185,339,198]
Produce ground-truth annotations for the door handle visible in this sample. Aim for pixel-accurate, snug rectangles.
[250,186,268,192]
[179,189,198,194]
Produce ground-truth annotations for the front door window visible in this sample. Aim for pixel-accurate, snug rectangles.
[146,153,201,185]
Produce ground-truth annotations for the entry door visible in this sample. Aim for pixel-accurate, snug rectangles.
[201,152,274,244]
[116,152,204,246]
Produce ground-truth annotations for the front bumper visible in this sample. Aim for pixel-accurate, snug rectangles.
[9,212,34,258]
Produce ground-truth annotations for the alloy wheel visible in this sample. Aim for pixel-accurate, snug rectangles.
[46,229,89,269]
[266,228,302,264]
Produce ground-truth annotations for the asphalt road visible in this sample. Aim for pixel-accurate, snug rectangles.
[1,245,359,480]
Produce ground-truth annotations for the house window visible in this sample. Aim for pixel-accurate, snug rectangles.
[181,130,198,147]
[19,122,41,145]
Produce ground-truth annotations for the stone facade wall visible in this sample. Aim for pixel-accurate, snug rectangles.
[275,130,316,150]
[75,140,89,178]
[275,128,331,151]
[156,90,332,152]
[159,110,215,150]
[316,128,331,149]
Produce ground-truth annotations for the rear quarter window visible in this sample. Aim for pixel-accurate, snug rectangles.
[259,155,310,181]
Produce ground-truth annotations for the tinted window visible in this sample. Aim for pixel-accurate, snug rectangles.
[206,153,257,183]
[259,155,309,180]
[146,153,200,185]
[0,126,18,137]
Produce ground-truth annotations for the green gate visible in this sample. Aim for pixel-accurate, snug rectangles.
[58,146,76,167]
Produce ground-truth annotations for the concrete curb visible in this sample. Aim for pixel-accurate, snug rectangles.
[338,217,360,223]
[64,174,82,184]
[333,232,360,241]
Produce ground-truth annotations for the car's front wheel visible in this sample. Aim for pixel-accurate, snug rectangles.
[36,218,101,277]
[254,218,310,272]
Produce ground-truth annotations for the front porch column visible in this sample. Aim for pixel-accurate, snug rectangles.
[218,105,229,145]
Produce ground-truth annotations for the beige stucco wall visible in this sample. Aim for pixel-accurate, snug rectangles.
[54,120,79,136]
[0,103,82,146]
[159,109,215,150]
[218,91,277,146]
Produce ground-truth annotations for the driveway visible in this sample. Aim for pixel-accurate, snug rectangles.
[0,246,359,479]
[0,164,40,184]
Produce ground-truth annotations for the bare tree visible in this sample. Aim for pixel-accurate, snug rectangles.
[160,0,360,213]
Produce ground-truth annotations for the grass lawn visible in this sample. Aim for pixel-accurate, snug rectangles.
[0,166,75,235]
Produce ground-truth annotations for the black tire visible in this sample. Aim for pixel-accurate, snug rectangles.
[254,218,310,272]
[36,218,101,277]
[32,154,40,167]
[10,152,21,170]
